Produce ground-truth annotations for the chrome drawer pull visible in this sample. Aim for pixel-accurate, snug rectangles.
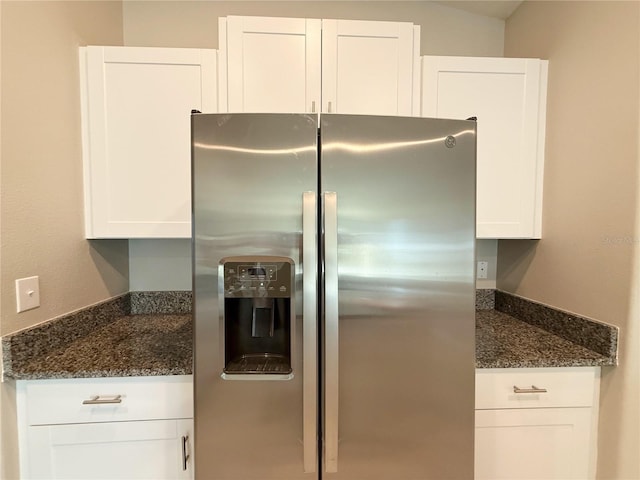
[182,435,190,471]
[82,394,122,405]
[513,385,548,394]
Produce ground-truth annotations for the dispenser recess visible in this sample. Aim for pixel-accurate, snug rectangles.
[220,256,294,379]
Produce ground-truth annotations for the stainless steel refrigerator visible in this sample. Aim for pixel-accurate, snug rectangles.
[192,113,476,479]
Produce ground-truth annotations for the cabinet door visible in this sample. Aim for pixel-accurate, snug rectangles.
[221,16,321,113]
[26,419,194,479]
[322,19,416,115]
[81,46,217,238]
[475,408,592,480]
[422,56,547,238]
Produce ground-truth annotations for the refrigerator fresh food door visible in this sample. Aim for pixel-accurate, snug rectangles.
[192,113,318,479]
[320,114,477,479]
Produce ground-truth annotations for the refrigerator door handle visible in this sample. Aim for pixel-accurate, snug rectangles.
[302,191,318,473]
[324,191,339,473]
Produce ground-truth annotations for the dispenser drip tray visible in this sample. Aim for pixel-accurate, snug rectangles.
[224,354,292,374]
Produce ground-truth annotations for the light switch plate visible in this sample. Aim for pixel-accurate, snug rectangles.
[16,276,40,313]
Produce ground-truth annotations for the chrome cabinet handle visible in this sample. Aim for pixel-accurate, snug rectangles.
[324,191,339,473]
[327,101,333,113]
[82,394,122,405]
[311,101,316,113]
[513,385,548,394]
[182,435,190,471]
[302,192,318,473]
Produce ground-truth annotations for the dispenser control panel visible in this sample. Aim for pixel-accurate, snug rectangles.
[239,265,277,281]
[222,257,293,298]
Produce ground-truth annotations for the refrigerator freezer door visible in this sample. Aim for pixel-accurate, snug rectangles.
[320,115,476,479]
[192,113,318,479]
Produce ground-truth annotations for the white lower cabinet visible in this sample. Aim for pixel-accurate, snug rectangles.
[17,376,193,480]
[16,369,600,479]
[475,367,600,480]
[26,419,193,480]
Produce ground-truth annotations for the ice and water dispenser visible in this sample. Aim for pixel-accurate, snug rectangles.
[220,256,294,379]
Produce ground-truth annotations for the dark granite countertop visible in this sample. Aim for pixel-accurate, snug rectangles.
[5,314,192,380]
[2,290,617,380]
[475,310,613,368]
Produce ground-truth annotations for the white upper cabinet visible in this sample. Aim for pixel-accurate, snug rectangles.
[80,46,217,238]
[422,56,548,239]
[219,16,420,116]
[321,19,417,115]
[220,16,321,113]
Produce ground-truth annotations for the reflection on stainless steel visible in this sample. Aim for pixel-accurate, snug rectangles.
[322,130,475,153]
[323,192,339,473]
[193,142,317,156]
[301,192,318,474]
[193,113,476,480]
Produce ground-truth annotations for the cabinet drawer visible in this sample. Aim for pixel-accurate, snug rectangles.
[24,375,193,425]
[476,367,597,410]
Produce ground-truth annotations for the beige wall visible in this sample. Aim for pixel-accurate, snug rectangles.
[0,1,127,338]
[1,2,5,476]
[1,3,124,475]
[123,0,505,55]
[501,2,639,479]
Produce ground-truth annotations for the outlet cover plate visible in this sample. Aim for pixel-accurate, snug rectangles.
[477,261,489,279]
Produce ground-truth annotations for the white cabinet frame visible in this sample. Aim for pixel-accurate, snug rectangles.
[422,56,548,238]
[16,376,194,479]
[219,16,420,117]
[80,46,217,238]
[475,367,600,480]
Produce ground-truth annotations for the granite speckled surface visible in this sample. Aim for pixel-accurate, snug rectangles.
[2,292,192,380]
[475,289,495,310]
[2,290,617,379]
[5,315,192,379]
[495,290,618,360]
[476,309,614,368]
[2,294,129,378]
[131,291,192,315]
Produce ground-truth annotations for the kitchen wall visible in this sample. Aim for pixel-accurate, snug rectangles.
[1,4,4,478]
[501,2,640,479]
[0,2,125,477]
[0,1,127,337]
[123,0,505,291]
[123,0,505,55]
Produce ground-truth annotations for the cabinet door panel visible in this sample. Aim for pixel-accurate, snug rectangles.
[322,19,414,115]
[82,46,217,238]
[475,408,592,480]
[28,419,192,479]
[422,56,546,238]
[224,16,321,113]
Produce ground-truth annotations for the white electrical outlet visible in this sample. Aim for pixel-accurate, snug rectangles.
[16,276,40,313]
[477,261,489,279]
